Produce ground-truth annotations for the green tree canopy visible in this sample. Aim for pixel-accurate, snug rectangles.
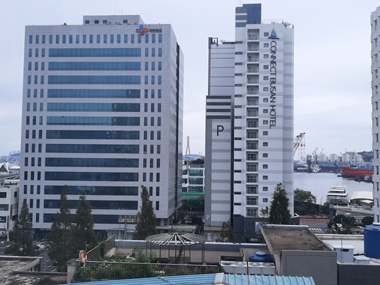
[216,219,237,242]
[5,199,38,256]
[47,189,73,271]
[362,216,374,225]
[71,194,98,255]
[269,183,291,224]
[294,189,316,203]
[134,185,157,240]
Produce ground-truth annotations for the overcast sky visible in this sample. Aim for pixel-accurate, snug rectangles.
[0,0,378,157]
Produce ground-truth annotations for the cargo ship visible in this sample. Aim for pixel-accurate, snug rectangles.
[341,167,373,179]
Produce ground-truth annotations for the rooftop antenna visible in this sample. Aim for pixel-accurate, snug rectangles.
[185,136,191,155]
[238,0,243,6]
[119,9,124,15]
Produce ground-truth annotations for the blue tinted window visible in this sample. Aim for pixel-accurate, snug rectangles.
[33,102,37,111]
[90,35,93,43]
[151,62,155,70]
[144,76,148,85]
[40,103,43,111]
[46,144,139,154]
[151,103,154,112]
[145,48,148,57]
[44,214,137,223]
[46,130,140,140]
[41,76,44,84]
[28,49,32,57]
[158,76,162,85]
[49,35,53,44]
[34,89,37,98]
[62,35,66,43]
[35,35,39,44]
[35,49,39,57]
[97,35,100,43]
[158,117,161,126]
[48,76,140,85]
[152,48,155,57]
[131,35,134,43]
[124,34,128,43]
[42,49,45,57]
[41,62,45,70]
[46,158,138,168]
[158,89,161,98]
[151,76,155,85]
[44,185,138,195]
[144,90,148,98]
[158,48,162,57]
[152,34,155,43]
[28,62,32,70]
[35,62,38,70]
[144,103,148,112]
[83,35,86,43]
[28,76,31,84]
[138,34,141,43]
[103,35,107,43]
[27,103,30,111]
[27,89,31,98]
[44,199,138,210]
[34,76,38,84]
[48,62,141,70]
[45,172,139,182]
[56,35,59,43]
[69,35,72,43]
[40,89,44,98]
[47,103,140,112]
[145,34,149,43]
[48,89,140,98]
[145,62,148,71]
[29,35,33,44]
[151,90,154,98]
[159,34,162,43]
[158,103,161,112]
[117,34,121,43]
[157,145,161,154]
[76,35,79,43]
[144,117,148,126]
[49,48,141,57]
[47,116,140,126]
[158,62,162,70]
[42,35,46,44]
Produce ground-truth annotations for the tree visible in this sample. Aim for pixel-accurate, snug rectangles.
[260,206,269,217]
[134,185,157,240]
[47,189,73,271]
[5,199,38,256]
[216,219,237,242]
[269,183,291,224]
[294,189,316,203]
[362,216,374,225]
[71,194,97,255]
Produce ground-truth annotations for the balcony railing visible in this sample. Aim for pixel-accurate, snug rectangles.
[247,58,259,63]
[247,165,258,172]
[247,69,259,73]
[247,122,258,128]
[247,101,258,106]
[248,35,259,40]
[247,47,259,51]
[247,154,258,161]
[247,80,259,84]
[247,111,258,116]
[247,90,258,95]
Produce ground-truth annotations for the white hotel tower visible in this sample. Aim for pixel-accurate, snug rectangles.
[371,7,380,223]
[205,4,294,241]
[20,15,183,238]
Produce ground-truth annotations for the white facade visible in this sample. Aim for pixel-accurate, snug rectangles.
[20,15,183,234]
[205,4,294,238]
[0,179,19,237]
[372,7,380,223]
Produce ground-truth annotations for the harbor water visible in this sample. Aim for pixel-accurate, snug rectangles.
[294,172,373,204]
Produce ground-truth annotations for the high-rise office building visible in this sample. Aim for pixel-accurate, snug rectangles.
[205,4,294,241]
[20,15,183,237]
[371,7,380,223]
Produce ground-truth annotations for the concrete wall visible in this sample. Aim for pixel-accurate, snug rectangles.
[338,263,380,285]
[279,251,337,285]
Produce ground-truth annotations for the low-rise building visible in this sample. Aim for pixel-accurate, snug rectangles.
[0,177,19,238]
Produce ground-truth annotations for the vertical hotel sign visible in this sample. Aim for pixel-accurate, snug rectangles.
[268,29,279,128]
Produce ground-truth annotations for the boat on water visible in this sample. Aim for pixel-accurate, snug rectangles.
[326,185,349,205]
[341,167,373,179]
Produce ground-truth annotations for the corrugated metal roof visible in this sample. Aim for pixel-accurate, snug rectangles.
[225,274,316,285]
[70,273,217,285]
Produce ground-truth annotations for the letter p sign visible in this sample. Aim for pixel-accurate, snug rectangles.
[217,125,224,136]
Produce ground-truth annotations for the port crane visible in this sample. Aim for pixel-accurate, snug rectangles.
[293,132,306,160]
